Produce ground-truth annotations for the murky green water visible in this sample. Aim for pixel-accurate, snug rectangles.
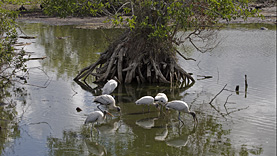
[0,22,276,156]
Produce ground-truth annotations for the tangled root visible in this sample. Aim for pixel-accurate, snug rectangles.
[74,30,195,87]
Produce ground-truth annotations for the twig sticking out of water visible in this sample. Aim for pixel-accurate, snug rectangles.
[209,84,227,104]
[208,84,249,119]
[245,74,248,98]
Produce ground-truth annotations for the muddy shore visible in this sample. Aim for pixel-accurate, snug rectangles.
[14,4,276,29]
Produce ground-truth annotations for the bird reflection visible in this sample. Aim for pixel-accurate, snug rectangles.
[165,126,196,148]
[166,135,191,148]
[135,117,158,129]
[155,124,168,141]
[85,139,107,156]
[95,119,121,135]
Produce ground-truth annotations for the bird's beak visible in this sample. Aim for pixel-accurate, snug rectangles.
[106,111,114,117]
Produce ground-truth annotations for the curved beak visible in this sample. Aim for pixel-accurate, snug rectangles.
[106,111,114,117]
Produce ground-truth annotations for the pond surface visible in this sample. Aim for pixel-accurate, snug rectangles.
[1,23,276,156]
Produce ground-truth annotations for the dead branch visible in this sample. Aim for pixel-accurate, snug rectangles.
[224,94,233,107]
[175,49,196,61]
[209,84,227,104]
[27,56,47,60]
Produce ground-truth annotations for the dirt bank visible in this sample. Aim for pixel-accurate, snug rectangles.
[14,4,276,29]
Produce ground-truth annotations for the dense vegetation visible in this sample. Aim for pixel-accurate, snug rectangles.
[0,1,28,99]
[58,0,258,87]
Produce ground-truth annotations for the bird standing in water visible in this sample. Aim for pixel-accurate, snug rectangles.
[154,93,168,111]
[102,79,118,95]
[135,96,157,112]
[94,94,121,112]
[166,100,198,126]
[85,109,114,135]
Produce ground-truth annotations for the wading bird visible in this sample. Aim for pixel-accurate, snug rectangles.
[154,93,168,111]
[102,79,118,95]
[84,106,114,135]
[166,100,198,126]
[135,96,158,112]
[94,94,121,112]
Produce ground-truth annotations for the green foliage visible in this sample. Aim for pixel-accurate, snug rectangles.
[0,2,28,92]
[41,0,260,46]
[42,0,112,17]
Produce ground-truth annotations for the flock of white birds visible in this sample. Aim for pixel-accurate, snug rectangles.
[85,79,198,134]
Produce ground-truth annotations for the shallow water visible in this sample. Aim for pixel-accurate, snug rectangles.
[1,23,276,156]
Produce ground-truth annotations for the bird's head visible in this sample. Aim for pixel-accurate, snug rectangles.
[112,76,121,84]
[116,106,121,112]
[190,111,198,124]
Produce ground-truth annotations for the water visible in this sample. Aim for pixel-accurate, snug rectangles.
[0,23,276,156]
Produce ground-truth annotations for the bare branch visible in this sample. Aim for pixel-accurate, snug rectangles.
[175,49,196,61]
[209,84,227,104]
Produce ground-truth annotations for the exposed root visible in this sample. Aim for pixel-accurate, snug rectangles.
[74,30,195,87]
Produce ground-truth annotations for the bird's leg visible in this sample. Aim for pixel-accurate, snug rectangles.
[90,125,94,137]
[178,112,185,127]
[160,105,166,117]
[148,104,150,113]
[95,127,100,135]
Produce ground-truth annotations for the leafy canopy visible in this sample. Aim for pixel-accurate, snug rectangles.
[42,0,260,41]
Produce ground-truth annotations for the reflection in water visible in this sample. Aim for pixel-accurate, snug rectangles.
[84,139,106,156]
[166,135,191,148]
[135,117,158,129]
[95,118,121,135]
[155,124,168,141]
[165,126,196,148]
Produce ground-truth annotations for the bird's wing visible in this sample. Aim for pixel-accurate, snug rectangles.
[102,80,117,94]
[166,100,189,112]
[135,96,154,105]
[94,95,113,105]
[85,112,100,124]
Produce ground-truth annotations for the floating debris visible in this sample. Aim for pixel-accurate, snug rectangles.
[76,107,82,112]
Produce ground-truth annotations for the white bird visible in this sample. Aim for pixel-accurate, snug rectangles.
[102,79,118,95]
[154,93,168,111]
[84,110,114,135]
[94,94,121,111]
[135,96,157,112]
[166,100,198,126]
[84,110,114,125]
[154,93,168,105]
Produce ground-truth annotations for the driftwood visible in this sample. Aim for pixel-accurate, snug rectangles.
[27,56,47,60]
[19,36,36,39]
[74,31,195,87]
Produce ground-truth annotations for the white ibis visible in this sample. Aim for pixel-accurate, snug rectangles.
[84,108,114,135]
[135,96,157,112]
[94,94,121,112]
[166,100,198,126]
[154,93,168,111]
[102,79,118,95]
